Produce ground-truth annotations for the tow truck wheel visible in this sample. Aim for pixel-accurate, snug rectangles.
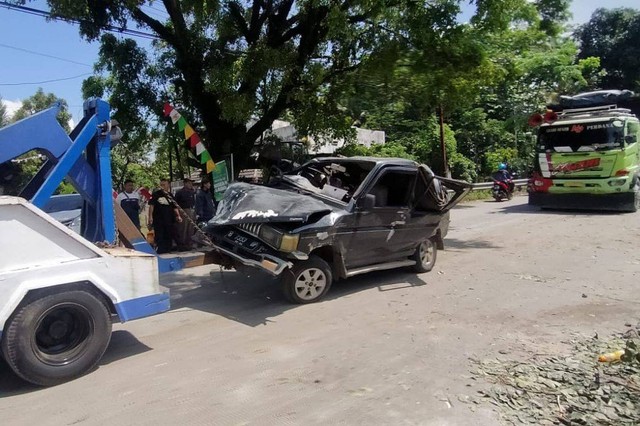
[412,238,437,273]
[282,256,333,304]
[1,290,112,386]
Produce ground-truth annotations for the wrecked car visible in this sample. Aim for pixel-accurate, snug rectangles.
[205,157,471,304]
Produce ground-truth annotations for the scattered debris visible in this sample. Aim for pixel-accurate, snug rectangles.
[468,323,640,425]
[598,350,625,363]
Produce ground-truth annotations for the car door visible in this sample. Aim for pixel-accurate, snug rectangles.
[399,167,448,251]
[338,167,417,268]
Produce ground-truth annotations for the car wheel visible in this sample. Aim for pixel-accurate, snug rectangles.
[1,290,112,386]
[282,256,333,304]
[412,238,437,273]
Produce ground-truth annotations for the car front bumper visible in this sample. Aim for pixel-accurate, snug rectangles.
[207,226,293,276]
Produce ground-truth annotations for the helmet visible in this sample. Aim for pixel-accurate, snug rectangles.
[498,163,507,171]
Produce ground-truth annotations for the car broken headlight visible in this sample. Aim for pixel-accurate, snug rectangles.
[258,226,299,252]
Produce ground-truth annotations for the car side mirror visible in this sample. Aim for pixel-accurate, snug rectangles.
[625,135,637,145]
[357,193,376,209]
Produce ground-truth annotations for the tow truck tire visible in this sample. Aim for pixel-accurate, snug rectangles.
[282,256,333,304]
[412,238,437,273]
[1,290,112,386]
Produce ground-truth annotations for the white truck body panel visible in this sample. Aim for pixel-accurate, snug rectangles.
[0,197,169,337]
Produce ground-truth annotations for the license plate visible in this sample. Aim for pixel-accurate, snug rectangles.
[565,182,584,187]
[225,230,268,253]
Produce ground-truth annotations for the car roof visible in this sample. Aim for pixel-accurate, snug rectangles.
[312,156,419,167]
[42,193,83,213]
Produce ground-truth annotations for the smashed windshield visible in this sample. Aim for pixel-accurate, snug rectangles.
[538,120,625,153]
[281,160,375,202]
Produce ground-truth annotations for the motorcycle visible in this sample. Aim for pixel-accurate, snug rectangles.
[492,178,513,201]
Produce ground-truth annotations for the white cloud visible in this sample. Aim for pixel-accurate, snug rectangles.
[68,118,75,129]
[1,99,22,119]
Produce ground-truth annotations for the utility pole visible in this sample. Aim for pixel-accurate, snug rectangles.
[438,105,450,178]
[168,145,173,182]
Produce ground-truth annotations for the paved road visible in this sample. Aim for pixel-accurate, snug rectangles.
[1,197,639,425]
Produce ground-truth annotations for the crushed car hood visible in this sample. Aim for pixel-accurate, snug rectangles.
[208,182,333,225]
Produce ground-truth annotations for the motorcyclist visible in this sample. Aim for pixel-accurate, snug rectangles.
[493,163,515,193]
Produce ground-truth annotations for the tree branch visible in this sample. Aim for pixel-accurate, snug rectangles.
[228,1,250,40]
[162,0,190,42]
[129,7,176,45]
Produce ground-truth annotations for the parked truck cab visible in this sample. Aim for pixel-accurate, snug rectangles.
[529,90,640,212]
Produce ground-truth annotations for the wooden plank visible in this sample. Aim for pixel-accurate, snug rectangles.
[114,201,144,249]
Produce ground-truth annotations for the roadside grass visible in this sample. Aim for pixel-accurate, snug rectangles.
[461,188,528,203]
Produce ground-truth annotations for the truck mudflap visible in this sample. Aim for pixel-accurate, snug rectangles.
[114,290,171,322]
[529,191,638,212]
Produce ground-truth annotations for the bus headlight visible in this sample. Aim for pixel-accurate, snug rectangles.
[607,179,627,187]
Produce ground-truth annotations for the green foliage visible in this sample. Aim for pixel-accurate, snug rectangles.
[451,108,514,161]
[0,95,8,127]
[11,88,72,132]
[337,142,415,161]
[449,152,478,183]
[576,8,640,91]
[31,0,613,188]
[484,147,518,177]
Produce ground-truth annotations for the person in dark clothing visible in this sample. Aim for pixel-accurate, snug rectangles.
[116,179,141,230]
[148,179,182,254]
[174,178,197,251]
[195,180,216,223]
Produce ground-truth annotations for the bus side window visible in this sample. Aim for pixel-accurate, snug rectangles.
[626,121,639,145]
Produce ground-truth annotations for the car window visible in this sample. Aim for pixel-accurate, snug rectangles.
[367,171,416,208]
[287,160,375,202]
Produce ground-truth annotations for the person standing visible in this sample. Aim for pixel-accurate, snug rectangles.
[116,179,141,230]
[148,179,182,254]
[174,178,197,251]
[195,179,216,223]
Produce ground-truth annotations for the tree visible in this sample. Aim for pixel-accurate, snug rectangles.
[0,95,8,127]
[575,8,640,91]
[11,88,72,131]
[43,0,543,172]
[46,0,407,169]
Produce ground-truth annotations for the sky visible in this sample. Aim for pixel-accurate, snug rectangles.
[1,0,639,125]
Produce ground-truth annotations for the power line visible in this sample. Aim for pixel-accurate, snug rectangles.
[0,72,93,86]
[0,42,92,67]
[0,1,161,40]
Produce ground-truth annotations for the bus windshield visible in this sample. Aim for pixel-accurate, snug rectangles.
[538,120,624,153]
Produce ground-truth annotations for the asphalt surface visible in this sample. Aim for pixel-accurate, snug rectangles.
[1,196,639,425]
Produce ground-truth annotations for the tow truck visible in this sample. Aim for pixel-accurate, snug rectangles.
[0,99,205,386]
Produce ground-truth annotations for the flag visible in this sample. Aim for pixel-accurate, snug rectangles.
[195,142,206,155]
[200,150,211,164]
[184,124,195,140]
[169,109,181,124]
[163,103,173,117]
[189,133,200,148]
[206,159,216,173]
[177,116,187,131]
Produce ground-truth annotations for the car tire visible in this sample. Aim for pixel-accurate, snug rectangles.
[1,290,112,386]
[412,238,437,273]
[282,256,333,304]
